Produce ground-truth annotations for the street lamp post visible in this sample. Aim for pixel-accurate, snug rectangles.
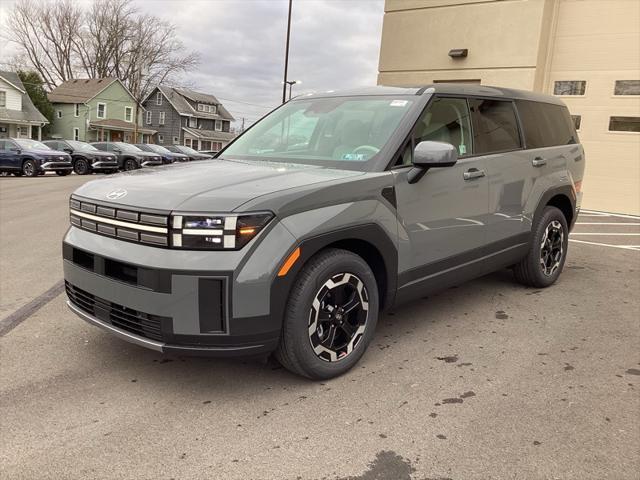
[285,80,301,100]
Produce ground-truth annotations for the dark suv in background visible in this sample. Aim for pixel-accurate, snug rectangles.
[91,142,162,171]
[64,84,584,379]
[164,144,213,161]
[134,144,189,164]
[43,140,118,175]
[0,138,72,177]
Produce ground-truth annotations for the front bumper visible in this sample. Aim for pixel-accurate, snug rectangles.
[62,224,297,357]
[41,161,72,171]
[92,160,119,170]
[141,160,163,167]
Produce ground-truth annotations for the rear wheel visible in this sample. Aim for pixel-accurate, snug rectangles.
[275,248,379,379]
[514,206,568,288]
[74,158,91,175]
[22,159,38,177]
[123,158,138,171]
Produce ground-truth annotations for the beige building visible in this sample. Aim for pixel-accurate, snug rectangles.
[378,0,640,214]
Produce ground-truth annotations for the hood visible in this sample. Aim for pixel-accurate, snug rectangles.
[73,158,363,212]
[135,151,160,158]
[90,150,116,158]
[28,148,68,157]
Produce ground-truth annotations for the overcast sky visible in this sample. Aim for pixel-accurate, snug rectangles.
[1,0,385,125]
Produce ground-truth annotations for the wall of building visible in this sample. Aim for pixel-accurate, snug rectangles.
[378,0,640,214]
[0,78,23,110]
[142,88,183,145]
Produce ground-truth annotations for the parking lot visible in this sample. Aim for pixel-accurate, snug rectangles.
[1,175,639,480]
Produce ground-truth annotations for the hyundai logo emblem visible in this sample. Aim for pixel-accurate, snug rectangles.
[106,188,128,200]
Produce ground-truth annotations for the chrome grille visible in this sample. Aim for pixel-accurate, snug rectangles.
[70,197,169,246]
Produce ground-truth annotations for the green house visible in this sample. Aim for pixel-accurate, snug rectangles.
[48,78,155,143]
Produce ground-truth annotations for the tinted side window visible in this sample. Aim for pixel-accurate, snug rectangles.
[516,100,578,148]
[468,99,521,154]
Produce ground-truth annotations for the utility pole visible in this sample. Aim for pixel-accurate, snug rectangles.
[282,0,293,104]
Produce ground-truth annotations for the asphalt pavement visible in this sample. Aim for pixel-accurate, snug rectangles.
[1,174,639,480]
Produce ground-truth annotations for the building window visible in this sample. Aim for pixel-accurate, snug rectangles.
[185,138,192,147]
[0,91,5,107]
[158,134,164,143]
[124,106,133,122]
[156,91,162,105]
[571,115,581,131]
[609,116,640,133]
[159,112,165,125]
[188,117,197,128]
[146,111,152,125]
[198,104,204,111]
[213,141,222,151]
[215,120,222,131]
[56,110,62,118]
[614,80,640,96]
[173,136,179,144]
[553,81,586,96]
[74,104,79,117]
[73,127,79,141]
[97,102,106,119]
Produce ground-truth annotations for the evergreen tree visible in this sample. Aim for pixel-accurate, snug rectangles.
[17,71,55,137]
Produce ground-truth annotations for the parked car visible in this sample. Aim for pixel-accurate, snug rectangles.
[164,145,213,161]
[91,142,162,171]
[134,144,190,164]
[63,85,584,379]
[43,140,118,175]
[0,138,72,177]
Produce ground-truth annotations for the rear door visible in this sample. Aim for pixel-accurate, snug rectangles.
[0,140,20,170]
[469,97,531,247]
[393,96,489,295]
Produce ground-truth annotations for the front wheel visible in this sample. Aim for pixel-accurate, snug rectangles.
[514,206,569,288]
[123,158,138,171]
[74,158,91,175]
[22,159,38,177]
[275,248,379,379]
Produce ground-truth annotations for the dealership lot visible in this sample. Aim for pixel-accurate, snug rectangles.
[1,175,639,480]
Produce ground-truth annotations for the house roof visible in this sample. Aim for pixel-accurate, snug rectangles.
[149,86,235,121]
[48,77,120,104]
[182,127,236,141]
[0,70,49,125]
[89,118,156,135]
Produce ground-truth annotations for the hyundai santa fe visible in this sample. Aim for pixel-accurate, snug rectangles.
[63,85,584,379]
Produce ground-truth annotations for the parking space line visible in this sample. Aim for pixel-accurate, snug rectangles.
[569,239,640,251]
[575,222,640,226]
[0,281,65,337]
[580,210,640,220]
[570,233,640,236]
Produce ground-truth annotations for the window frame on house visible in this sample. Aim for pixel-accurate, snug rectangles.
[96,102,106,119]
[0,90,6,108]
[124,106,133,123]
[188,117,197,128]
[159,111,165,125]
[215,120,223,131]
[146,110,152,125]
[73,127,80,141]
[553,81,587,96]
[158,134,164,143]
[613,80,640,96]
[173,136,179,144]
[571,115,582,131]
[74,103,79,117]
[608,116,640,133]
[56,110,63,119]
[156,91,163,105]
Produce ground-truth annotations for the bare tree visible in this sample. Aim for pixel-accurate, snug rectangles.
[5,0,199,100]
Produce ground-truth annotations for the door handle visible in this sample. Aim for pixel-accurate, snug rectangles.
[532,157,547,167]
[463,168,486,180]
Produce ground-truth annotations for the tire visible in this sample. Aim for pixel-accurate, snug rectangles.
[514,206,569,288]
[123,158,138,171]
[56,170,70,176]
[74,158,91,175]
[275,248,379,379]
[22,159,38,177]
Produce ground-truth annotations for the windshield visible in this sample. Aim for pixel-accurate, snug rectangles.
[15,139,50,150]
[114,142,142,153]
[147,144,172,154]
[67,140,98,152]
[134,144,153,152]
[223,96,414,168]
[177,146,199,154]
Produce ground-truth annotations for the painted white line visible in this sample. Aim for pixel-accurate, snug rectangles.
[570,233,640,236]
[575,222,640,225]
[580,210,640,220]
[569,239,640,251]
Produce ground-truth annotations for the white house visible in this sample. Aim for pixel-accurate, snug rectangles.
[0,71,49,140]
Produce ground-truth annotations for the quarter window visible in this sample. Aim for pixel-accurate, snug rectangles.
[614,80,640,96]
[516,100,577,148]
[553,81,586,96]
[609,116,640,133]
[468,98,521,154]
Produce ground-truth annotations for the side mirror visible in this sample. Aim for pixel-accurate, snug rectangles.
[64,148,73,154]
[408,141,458,184]
[10,148,21,154]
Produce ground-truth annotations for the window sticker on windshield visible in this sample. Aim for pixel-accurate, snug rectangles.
[459,144,467,155]
[390,100,408,107]
[342,153,367,161]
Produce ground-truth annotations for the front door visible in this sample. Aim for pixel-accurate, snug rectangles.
[0,139,20,170]
[111,130,123,142]
[393,96,489,298]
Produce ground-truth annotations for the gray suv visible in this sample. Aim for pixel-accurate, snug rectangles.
[63,85,584,379]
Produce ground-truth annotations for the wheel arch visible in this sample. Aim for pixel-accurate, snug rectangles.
[534,185,576,231]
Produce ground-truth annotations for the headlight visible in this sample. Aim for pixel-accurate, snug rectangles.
[171,212,273,250]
